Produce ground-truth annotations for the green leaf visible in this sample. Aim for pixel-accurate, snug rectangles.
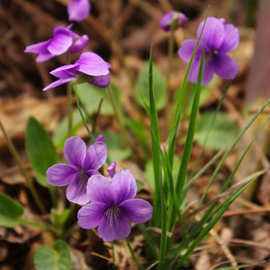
[34,240,72,270]
[187,86,211,112]
[50,209,70,233]
[103,131,132,161]
[26,117,58,187]
[135,61,167,111]
[145,156,180,191]
[194,112,239,150]
[0,193,24,228]
[53,110,84,149]
[125,118,148,149]
[74,82,121,116]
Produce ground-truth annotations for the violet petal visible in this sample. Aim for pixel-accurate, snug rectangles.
[47,32,73,55]
[68,0,90,22]
[86,174,113,204]
[178,39,196,63]
[97,214,131,242]
[64,136,87,167]
[50,63,79,79]
[111,170,137,204]
[90,74,110,88]
[220,24,239,53]
[76,52,110,76]
[83,135,107,170]
[70,35,89,53]
[120,199,153,224]
[47,163,78,186]
[213,54,238,80]
[43,77,75,91]
[77,202,107,229]
[66,175,90,205]
[197,17,225,50]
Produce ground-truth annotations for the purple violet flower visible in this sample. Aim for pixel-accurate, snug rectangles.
[160,11,188,32]
[178,16,239,84]
[107,162,117,177]
[77,170,153,241]
[68,0,91,22]
[43,52,111,90]
[25,26,89,63]
[47,135,107,205]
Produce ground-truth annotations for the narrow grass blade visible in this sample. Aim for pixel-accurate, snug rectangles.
[179,176,256,264]
[202,99,270,201]
[147,55,163,227]
[188,150,223,186]
[167,18,207,169]
[175,56,204,209]
[184,170,265,219]
[201,83,230,149]
[146,56,167,269]
[221,139,254,191]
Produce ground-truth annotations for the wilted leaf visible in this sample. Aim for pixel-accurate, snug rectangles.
[0,96,65,147]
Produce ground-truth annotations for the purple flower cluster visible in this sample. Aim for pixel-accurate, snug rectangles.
[78,170,152,241]
[27,1,239,244]
[178,16,239,84]
[25,0,110,90]
[160,11,188,32]
[47,136,152,241]
[25,26,89,63]
[47,136,107,205]
[43,52,111,90]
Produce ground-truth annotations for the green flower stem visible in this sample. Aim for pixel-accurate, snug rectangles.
[0,120,46,214]
[19,217,56,233]
[92,98,104,135]
[67,82,74,137]
[107,86,130,145]
[75,94,92,138]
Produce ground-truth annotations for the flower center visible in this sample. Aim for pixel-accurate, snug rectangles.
[105,206,120,226]
[204,48,219,62]
[213,49,219,56]
[79,169,90,181]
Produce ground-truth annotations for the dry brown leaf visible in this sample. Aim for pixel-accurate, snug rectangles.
[0,96,66,147]
[195,250,211,270]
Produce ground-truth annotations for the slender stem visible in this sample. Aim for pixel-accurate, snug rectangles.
[76,95,92,138]
[19,217,56,233]
[107,86,124,127]
[92,98,104,135]
[67,82,73,137]
[107,86,130,145]
[0,120,46,213]
[126,240,141,270]
[63,204,79,237]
